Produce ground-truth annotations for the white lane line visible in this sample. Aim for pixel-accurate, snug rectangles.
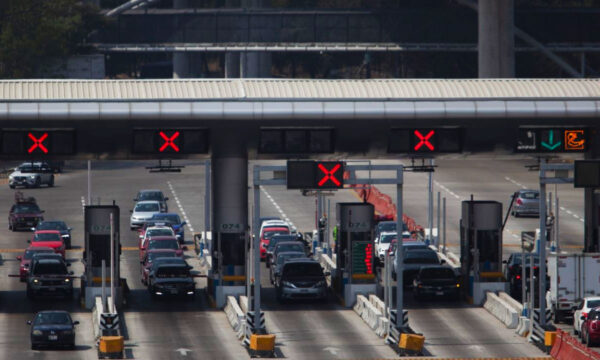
[504,176,527,190]
[81,196,86,214]
[166,181,195,233]
[433,180,462,200]
[260,186,295,228]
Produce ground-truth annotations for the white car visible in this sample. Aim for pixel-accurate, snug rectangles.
[259,220,293,236]
[376,231,397,261]
[130,201,162,230]
[139,225,175,249]
[8,162,54,188]
[574,297,600,336]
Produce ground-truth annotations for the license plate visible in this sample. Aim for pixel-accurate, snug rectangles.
[435,291,444,296]
[300,289,309,293]
[48,335,58,340]
[27,222,33,226]
[170,289,178,295]
[48,287,56,292]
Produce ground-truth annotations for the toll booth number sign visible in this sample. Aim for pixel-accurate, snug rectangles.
[351,241,374,275]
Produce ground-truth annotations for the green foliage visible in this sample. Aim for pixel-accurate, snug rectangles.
[0,0,104,78]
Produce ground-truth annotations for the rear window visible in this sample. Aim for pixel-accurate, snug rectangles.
[148,252,177,262]
[135,203,159,212]
[263,229,289,240]
[148,240,179,250]
[283,262,323,277]
[276,243,304,254]
[404,251,439,264]
[14,204,40,213]
[37,222,66,230]
[520,191,539,200]
[152,214,180,224]
[147,229,174,237]
[277,253,304,265]
[380,234,396,244]
[24,249,53,259]
[33,262,67,275]
[420,268,455,280]
[139,192,164,201]
[588,300,600,309]
[34,233,60,242]
[511,255,540,266]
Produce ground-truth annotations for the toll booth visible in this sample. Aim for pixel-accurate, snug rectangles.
[460,200,508,304]
[83,205,122,309]
[209,230,247,307]
[334,203,375,307]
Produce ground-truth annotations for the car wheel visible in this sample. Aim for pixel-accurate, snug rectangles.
[9,184,15,189]
[31,343,37,350]
[48,175,54,187]
[34,177,41,188]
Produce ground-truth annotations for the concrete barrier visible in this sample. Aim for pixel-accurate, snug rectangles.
[92,296,103,343]
[499,292,524,314]
[515,316,531,337]
[319,253,336,286]
[551,328,600,360]
[224,296,246,340]
[239,295,248,315]
[483,291,519,329]
[353,294,366,319]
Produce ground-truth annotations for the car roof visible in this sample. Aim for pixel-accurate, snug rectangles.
[404,241,427,246]
[276,251,305,257]
[271,235,296,240]
[147,226,173,230]
[380,231,397,236]
[34,258,64,265]
[518,189,539,193]
[148,236,178,241]
[36,310,70,315]
[405,249,437,255]
[155,262,189,269]
[153,213,179,217]
[147,249,177,253]
[138,189,163,194]
[275,241,303,246]
[283,257,316,265]
[262,220,288,226]
[136,200,161,205]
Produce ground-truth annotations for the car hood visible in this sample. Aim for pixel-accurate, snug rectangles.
[32,241,62,249]
[419,278,457,286]
[33,324,72,331]
[403,263,437,271]
[378,243,391,252]
[133,211,159,218]
[12,212,42,217]
[10,171,35,177]
[154,278,194,285]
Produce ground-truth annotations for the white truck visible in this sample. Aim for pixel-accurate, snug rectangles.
[546,253,600,323]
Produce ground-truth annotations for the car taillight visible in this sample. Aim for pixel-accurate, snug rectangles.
[516,275,521,280]
[516,198,523,206]
[592,322,598,331]
[583,312,588,319]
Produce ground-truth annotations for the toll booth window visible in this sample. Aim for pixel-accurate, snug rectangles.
[89,234,111,267]
[220,233,245,266]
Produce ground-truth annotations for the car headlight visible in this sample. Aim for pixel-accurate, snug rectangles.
[32,330,42,336]
[315,280,326,287]
[282,281,296,288]
[29,175,36,179]
[33,279,39,283]
[64,278,70,283]
[62,234,70,238]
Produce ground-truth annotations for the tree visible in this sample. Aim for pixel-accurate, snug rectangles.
[0,0,104,78]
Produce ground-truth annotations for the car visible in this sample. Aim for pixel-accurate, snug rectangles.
[135,189,169,212]
[270,251,306,285]
[265,234,300,267]
[503,253,540,300]
[376,231,397,261]
[272,241,307,266]
[28,310,79,350]
[139,225,176,249]
[144,256,191,286]
[386,239,429,259]
[148,263,196,299]
[375,220,409,241]
[8,198,44,231]
[33,221,72,249]
[150,213,186,243]
[16,246,55,281]
[141,236,185,261]
[26,258,73,299]
[259,220,291,236]
[260,216,280,226]
[397,249,444,287]
[260,225,290,260]
[275,258,328,302]
[581,307,600,347]
[130,200,162,229]
[9,162,54,189]
[574,297,600,336]
[413,265,460,301]
[511,189,540,217]
[29,230,66,258]
[140,249,179,285]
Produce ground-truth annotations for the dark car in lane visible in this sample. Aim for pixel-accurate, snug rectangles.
[140,249,180,285]
[503,253,541,299]
[9,201,44,231]
[148,263,196,299]
[26,258,73,299]
[275,258,328,302]
[271,241,307,266]
[28,311,79,350]
[270,251,306,284]
[135,189,169,212]
[511,189,540,217]
[17,246,54,281]
[413,266,460,301]
[33,221,73,249]
[582,307,600,347]
[150,213,187,243]
[395,249,443,287]
[266,235,302,267]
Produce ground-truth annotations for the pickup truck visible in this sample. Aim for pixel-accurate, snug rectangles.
[26,258,73,299]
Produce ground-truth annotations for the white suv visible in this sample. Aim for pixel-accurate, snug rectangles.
[9,162,54,189]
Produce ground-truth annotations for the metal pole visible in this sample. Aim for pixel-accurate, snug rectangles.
[326,199,331,255]
[437,191,441,248]
[87,160,91,205]
[529,252,534,323]
[101,259,106,309]
[317,192,323,243]
[395,166,404,329]
[521,243,526,310]
[205,160,211,251]
[539,161,547,326]
[556,196,560,253]
[253,166,262,332]
[384,251,391,335]
[428,160,434,244]
[442,197,447,254]
[110,213,115,313]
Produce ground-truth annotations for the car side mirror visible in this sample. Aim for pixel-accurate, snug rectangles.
[130,210,133,213]
[30,227,36,231]
[27,320,32,325]
[324,272,331,276]
[181,221,187,226]
[68,228,72,231]
[73,321,79,325]
[67,263,72,267]
[164,197,169,201]
[440,259,446,264]
[40,210,45,213]
[133,198,138,201]
[502,260,508,264]
[69,271,74,275]
[27,240,31,244]
[16,256,22,260]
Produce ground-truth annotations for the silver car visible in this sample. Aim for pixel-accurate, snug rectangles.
[130,200,162,229]
[511,190,540,217]
[275,258,328,302]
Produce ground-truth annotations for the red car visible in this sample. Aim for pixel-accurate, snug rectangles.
[140,236,185,261]
[140,249,179,285]
[582,307,600,347]
[260,227,290,260]
[29,230,66,257]
[16,246,54,281]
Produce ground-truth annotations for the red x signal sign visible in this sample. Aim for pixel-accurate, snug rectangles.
[414,130,435,151]
[316,161,344,189]
[159,131,180,152]
[27,133,49,154]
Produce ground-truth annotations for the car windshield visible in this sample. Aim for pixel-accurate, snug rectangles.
[511,255,540,265]
[32,262,67,275]
[404,251,439,264]
[380,234,396,244]
[263,229,289,240]
[156,267,190,278]
[277,253,304,265]
[135,203,159,212]
[148,229,174,237]
[34,312,71,325]
[148,252,177,262]
[24,249,53,259]
[148,240,178,250]
[37,222,66,230]
[283,262,323,277]
[276,243,304,254]
[14,204,40,213]
[420,268,455,280]
[34,233,60,242]
[18,166,42,173]
[267,236,296,251]
[588,300,600,309]
[139,192,164,201]
[520,191,539,200]
[152,214,180,223]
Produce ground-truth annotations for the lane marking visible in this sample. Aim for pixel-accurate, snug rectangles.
[260,186,295,228]
[81,196,86,215]
[167,181,195,233]
[504,176,527,189]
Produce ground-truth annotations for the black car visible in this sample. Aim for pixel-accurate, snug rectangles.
[148,263,195,299]
[27,259,73,299]
[413,266,460,300]
[271,241,307,267]
[266,235,301,267]
[503,253,541,300]
[28,311,79,350]
[33,221,72,249]
[395,249,443,287]
[270,251,306,284]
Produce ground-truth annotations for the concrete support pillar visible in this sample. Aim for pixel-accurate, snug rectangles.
[584,128,600,252]
[478,0,514,78]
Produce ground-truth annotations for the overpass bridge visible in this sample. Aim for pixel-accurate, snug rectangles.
[0,78,598,358]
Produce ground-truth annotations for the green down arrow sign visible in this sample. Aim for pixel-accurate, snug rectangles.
[541,130,561,150]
